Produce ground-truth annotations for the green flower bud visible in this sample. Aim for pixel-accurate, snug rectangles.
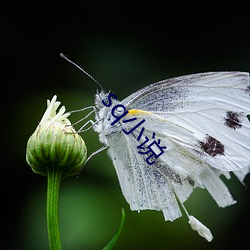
[26,95,87,178]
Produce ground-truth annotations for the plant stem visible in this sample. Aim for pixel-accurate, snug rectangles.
[47,165,63,250]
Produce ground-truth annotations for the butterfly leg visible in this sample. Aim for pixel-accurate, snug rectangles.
[77,145,108,175]
[70,106,96,126]
[68,106,100,132]
[85,145,108,165]
[77,117,105,133]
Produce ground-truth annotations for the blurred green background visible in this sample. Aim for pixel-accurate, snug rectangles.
[2,2,250,250]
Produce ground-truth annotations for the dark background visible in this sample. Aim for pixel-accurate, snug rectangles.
[2,1,250,250]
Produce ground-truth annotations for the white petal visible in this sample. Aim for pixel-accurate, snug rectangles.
[40,95,71,125]
[188,215,213,242]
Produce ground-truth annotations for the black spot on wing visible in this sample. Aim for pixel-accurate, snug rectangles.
[224,111,243,130]
[199,135,225,157]
[187,177,195,186]
[246,84,250,94]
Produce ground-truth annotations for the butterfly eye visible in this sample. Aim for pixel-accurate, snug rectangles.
[114,106,124,116]
[102,97,108,106]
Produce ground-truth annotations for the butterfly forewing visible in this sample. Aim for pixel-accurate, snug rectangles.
[121,72,250,173]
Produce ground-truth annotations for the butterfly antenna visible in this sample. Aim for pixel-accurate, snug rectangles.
[60,53,104,91]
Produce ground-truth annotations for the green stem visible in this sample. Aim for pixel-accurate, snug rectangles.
[47,165,63,250]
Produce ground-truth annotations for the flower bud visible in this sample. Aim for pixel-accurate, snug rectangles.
[26,95,87,178]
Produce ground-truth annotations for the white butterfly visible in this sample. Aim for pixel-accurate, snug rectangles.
[87,72,250,241]
[63,65,249,241]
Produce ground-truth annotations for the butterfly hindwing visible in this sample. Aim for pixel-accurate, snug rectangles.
[107,127,183,221]
[119,113,236,210]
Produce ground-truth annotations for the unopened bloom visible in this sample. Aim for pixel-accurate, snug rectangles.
[26,95,87,178]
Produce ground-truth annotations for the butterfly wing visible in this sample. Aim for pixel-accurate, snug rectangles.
[122,72,250,173]
[106,127,183,221]
[101,72,249,222]
[105,72,250,221]
[107,111,237,221]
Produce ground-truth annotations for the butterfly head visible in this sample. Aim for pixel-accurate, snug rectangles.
[95,90,108,109]
[94,90,120,109]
